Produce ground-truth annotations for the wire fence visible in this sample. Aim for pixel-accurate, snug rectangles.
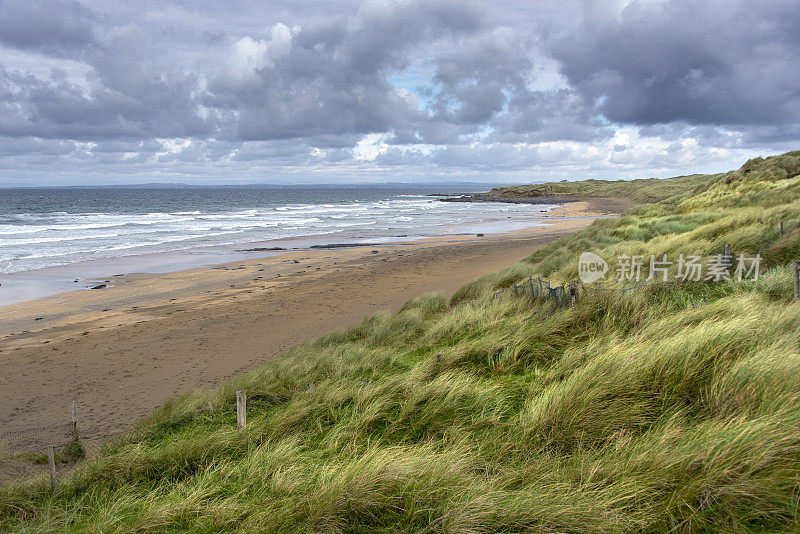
[0,390,293,487]
[499,274,686,306]
[0,402,84,489]
[499,275,579,307]
[0,422,133,487]
[0,423,76,455]
[497,249,800,307]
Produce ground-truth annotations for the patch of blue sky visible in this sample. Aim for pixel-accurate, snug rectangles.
[386,64,436,111]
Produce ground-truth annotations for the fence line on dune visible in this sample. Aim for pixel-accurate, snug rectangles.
[0,388,294,490]
[0,392,255,492]
[498,249,800,307]
[498,243,740,306]
[0,401,84,492]
[0,423,76,454]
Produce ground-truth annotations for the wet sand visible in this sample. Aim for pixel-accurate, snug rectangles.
[0,205,605,453]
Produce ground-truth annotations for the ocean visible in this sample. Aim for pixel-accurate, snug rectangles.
[0,184,555,304]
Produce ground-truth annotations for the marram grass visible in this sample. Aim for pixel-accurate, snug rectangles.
[1,152,800,532]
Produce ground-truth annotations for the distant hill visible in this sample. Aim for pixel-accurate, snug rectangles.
[458,173,713,205]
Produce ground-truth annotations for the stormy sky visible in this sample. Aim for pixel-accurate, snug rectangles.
[0,0,798,184]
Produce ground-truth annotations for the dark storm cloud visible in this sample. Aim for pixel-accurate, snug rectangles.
[0,60,212,140]
[0,0,513,145]
[548,0,800,128]
[207,0,487,142]
[490,89,612,144]
[416,26,530,137]
[0,0,96,56]
[0,135,77,156]
[0,0,798,183]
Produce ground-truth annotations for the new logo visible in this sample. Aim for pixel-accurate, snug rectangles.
[578,252,608,283]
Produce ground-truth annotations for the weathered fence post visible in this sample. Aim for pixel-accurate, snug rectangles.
[529,276,536,299]
[568,280,579,306]
[236,390,247,430]
[71,400,78,441]
[723,243,731,261]
[793,260,799,301]
[47,446,57,494]
[780,221,784,235]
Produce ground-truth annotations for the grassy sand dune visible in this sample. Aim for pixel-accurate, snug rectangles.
[467,170,712,205]
[1,152,800,532]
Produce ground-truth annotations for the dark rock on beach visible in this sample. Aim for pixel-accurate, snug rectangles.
[310,243,382,249]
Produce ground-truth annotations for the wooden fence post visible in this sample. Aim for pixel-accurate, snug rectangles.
[793,260,799,301]
[236,390,246,430]
[71,400,78,441]
[780,221,784,235]
[569,280,578,306]
[47,446,57,494]
[529,276,535,299]
[723,243,731,261]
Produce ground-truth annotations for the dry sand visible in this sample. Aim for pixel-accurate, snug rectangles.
[0,202,607,454]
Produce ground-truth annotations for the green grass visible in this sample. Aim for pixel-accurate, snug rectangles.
[486,173,712,204]
[1,152,800,532]
[20,439,85,466]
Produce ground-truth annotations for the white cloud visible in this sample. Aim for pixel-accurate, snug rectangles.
[352,133,390,161]
[227,36,269,85]
[224,23,295,87]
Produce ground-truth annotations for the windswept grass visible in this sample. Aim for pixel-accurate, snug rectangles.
[1,152,800,532]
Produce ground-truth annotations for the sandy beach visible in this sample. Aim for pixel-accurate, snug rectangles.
[0,202,608,455]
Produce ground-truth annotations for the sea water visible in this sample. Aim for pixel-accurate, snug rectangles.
[0,184,556,304]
